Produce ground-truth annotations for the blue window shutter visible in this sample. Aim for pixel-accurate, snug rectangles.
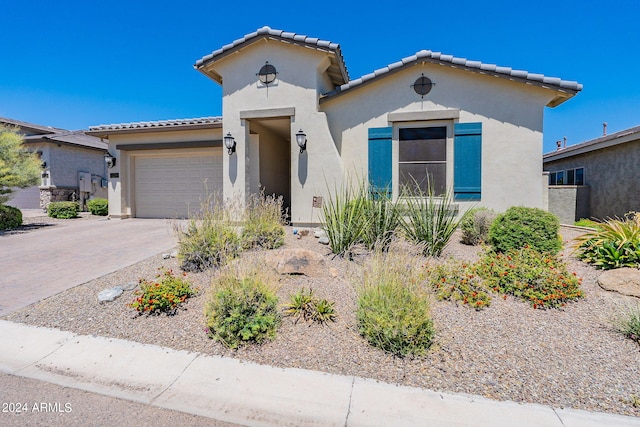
[368,127,392,198]
[454,123,482,200]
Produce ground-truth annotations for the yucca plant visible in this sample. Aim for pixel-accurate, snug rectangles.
[574,212,640,269]
[399,183,462,257]
[322,179,370,257]
[361,191,400,251]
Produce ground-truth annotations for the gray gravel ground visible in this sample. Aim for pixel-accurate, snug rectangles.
[4,223,640,418]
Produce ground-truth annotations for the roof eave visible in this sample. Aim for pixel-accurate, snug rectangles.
[86,121,223,139]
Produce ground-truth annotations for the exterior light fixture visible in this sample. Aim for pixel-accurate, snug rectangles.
[224,132,236,155]
[295,129,307,153]
[104,152,116,168]
[257,62,277,85]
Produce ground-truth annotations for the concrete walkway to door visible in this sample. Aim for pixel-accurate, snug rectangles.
[0,217,177,316]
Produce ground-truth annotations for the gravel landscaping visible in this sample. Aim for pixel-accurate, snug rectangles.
[4,220,640,418]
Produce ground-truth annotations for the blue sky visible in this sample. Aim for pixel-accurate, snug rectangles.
[2,0,638,153]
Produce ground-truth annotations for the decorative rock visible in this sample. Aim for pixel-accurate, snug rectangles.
[170,250,178,258]
[98,286,124,303]
[314,229,327,239]
[598,268,640,298]
[318,237,330,245]
[121,281,138,291]
[162,253,171,259]
[264,248,328,277]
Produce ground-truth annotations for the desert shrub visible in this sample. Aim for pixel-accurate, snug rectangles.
[360,194,400,251]
[574,212,640,270]
[322,180,370,257]
[460,207,496,246]
[47,201,79,219]
[130,269,196,315]
[283,288,336,324]
[205,261,280,349]
[399,184,461,257]
[488,206,561,254]
[0,204,22,230]
[575,218,601,229]
[87,198,108,216]
[241,192,286,250]
[612,305,640,345]
[356,251,434,356]
[427,259,491,310]
[177,219,240,272]
[475,246,584,309]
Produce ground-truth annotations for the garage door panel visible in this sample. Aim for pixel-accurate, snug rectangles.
[135,151,222,218]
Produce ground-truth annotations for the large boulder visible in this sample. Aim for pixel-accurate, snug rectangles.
[264,248,332,277]
[598,268,640,298]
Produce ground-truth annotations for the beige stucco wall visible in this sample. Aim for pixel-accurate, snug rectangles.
[321,64,556,214]
[107,128,222,217]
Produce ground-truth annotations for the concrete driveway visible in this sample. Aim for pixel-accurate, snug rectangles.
[0,217,177,316]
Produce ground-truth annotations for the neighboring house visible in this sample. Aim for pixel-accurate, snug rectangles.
[0,117,108,211]
[544,125,640,222]
[87,26,582,223]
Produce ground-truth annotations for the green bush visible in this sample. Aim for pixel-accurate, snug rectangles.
[205,262,280,349]
[574,212,640,269]
[612,305,640,346]
[427,259,491,309]
[47,201,79,219]
[574,218,601,228]
[0,204,22,230]
[177,219,240,272]
[399,184,461,257]
[129,269,196,314]
[460,207,496,246]
[283,288,337,324]
[474,246,584,309]
[356,252,434,356]
[87,198,108,216]
[488,206,561,254]
[361,195,400,251]
[241,193,286,250]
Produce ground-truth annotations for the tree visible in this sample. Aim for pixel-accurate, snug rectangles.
[0,125,41,205]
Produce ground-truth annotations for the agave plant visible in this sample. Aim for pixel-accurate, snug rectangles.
[574,212,640,269]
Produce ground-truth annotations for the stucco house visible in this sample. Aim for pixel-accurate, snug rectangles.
[544,125,640,222]
[87,26,582,224]
[1,117,108,211]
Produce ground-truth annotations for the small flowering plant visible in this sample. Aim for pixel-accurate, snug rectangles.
[475,246,584,309]
[427,259,491,310]
[130,269,197,315]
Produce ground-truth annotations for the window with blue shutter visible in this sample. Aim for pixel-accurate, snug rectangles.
[454,123,482,200]
[368,127,392,199]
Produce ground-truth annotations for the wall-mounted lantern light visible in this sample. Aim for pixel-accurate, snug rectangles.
[104,152,116,168]
[224,132,236,155]
[295,129,307,153]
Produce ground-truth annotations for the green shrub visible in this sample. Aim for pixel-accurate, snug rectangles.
[427,259,491,309]
[361,195,400,251]
[177,219,240,272]
[474,246,584,309]
[574,212,640,270]
[356,252,434,356]
[322,180,370,257]
[87,198,108,216]
[574,218,601,228]
[130,269,197,314]
[205,262,280,349]
[488,206,561,253]
[612,305,640,345]
[241,193,286,250]
[0,204,22,230]
[460,207,496,246]
[47,201,79,219]
[399,184,461,257]
[283,288,337,324]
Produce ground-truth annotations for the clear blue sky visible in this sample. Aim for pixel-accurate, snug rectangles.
[2,0,638,153]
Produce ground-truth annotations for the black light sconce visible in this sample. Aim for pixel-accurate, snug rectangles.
[295,129,307,153]
[104,152,116,169]
[224,132,236,155]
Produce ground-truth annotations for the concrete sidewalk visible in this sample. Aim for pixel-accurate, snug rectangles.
[1,320,638,426]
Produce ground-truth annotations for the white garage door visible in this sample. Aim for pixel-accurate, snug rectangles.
[135,151,222,218]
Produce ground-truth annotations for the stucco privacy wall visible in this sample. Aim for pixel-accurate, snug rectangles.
[105,128,222,218]
[322,61,557,213]
[212,39,343,224]
[545,139,640,220]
